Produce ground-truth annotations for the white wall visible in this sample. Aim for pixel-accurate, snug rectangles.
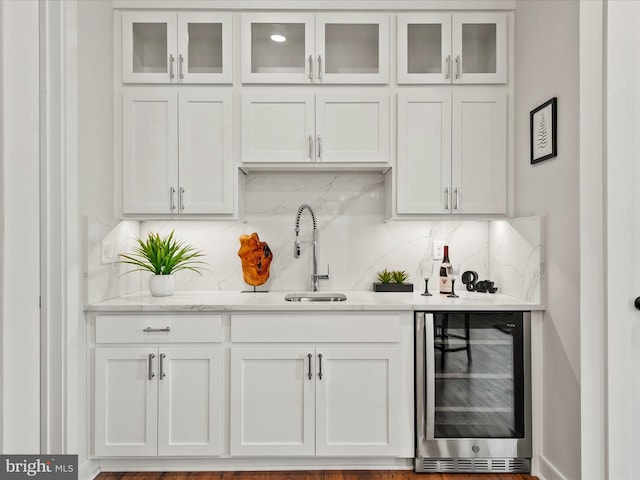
[515,1,580,479]
[0,0,41,453]
[78,0,113,218]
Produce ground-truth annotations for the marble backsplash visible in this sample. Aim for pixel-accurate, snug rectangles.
[85,173,543,304]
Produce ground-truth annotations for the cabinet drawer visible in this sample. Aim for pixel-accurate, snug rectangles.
[95,315,223,344]
[231,314,400,343]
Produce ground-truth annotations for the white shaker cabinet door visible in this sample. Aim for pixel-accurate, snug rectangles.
[397,91,452,214]
[122,89,179,214]
[315,347,402,456]
[157,347,223,456]
[178,90,233,214]
[230,347,315,456]
[241,93,315,163]
[452,89,507,214]
[315,93,389,163]
[94,347,159,457]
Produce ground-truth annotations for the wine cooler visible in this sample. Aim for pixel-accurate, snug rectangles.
[415,311,531,473]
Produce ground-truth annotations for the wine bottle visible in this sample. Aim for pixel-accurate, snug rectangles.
[439,245,452,294]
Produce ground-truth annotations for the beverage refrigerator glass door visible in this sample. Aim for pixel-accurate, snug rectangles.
[414,311,532,473]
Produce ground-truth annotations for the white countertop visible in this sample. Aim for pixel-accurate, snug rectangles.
[86,290,543,312]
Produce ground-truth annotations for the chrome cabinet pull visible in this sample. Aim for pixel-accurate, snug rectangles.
[148,353,156,381]
[170,187,176,212]
[179,54,184,79]
[454,187,460,211]
[143,326,171,333]
[308,55,313,81]
[318,353,323,380]
[179,187,185,211]
[308,135,313,159]
[444,187,450,211]
[170,54,175,79]
[317,136,322,160]
[445,55,451,80]
[455,55,461,80]
[317,55,323,80]
[160,353,166,379]
[307,353,313,380]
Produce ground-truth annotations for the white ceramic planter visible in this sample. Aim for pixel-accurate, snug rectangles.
[148,274,176,297]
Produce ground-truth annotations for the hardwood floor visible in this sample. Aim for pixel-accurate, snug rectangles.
[97,471,538,480]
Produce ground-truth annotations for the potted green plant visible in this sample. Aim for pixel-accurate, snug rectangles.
[373,268,413,292]
[118,230,206,297]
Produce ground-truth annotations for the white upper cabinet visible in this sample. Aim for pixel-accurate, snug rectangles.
[122,88,234,215]
[397,89,507,215]
[241,13,389,84]
[397,12,507,84]
[122,12,232,84]
[241,92,389,165]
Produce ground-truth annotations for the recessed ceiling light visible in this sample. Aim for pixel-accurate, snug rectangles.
[270,34,286,42]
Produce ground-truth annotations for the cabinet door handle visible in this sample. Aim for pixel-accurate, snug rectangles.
[454,187,460,211]
[308,55,313,81]
[308,135,313,159]
[179,187,185,211]
[455,55,461,80]
[317,136,322,160]
[170,187,176,212]
[445,55,451,80]
[179,54,184,79]
[317,55,323,80]
[307,353,313,380]
[318,353,323,380]
[148,353,156,381]
[444,187,450,211]
[170,54,175,79]
[159,353,166,379]
[143,326,171,333]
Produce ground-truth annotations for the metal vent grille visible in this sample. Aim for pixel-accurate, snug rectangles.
[416,457,531,473]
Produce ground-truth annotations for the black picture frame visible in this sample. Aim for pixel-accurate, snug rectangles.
[530,97,557,164]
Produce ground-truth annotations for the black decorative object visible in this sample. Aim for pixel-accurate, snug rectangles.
[530,97,557,164]
[447,278,459,298]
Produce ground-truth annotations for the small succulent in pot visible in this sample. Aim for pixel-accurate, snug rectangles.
[391,270,410,284]
[118,230,206,296]
[376,268,394,284]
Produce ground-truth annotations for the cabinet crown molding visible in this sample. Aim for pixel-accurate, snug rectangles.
[114,1,516,11]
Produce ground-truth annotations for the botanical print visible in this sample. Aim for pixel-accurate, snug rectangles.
[533,106,553,158]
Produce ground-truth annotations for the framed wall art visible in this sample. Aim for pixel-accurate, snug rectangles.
[530,97,557,164]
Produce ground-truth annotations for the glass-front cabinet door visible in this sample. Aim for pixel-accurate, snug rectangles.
[315,14,389,84]
[177,13,232,84]
[398,12,507,84]
[397,14,452,84]
[241,13,389,84]
[452,13,507,84]
[122,12,232,84]
[241,13,315,84]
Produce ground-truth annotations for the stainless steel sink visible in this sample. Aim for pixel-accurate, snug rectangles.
[285,292,347,302]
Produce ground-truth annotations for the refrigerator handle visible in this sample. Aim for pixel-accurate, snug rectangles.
[415,313,428,444]
[425,313,436,440]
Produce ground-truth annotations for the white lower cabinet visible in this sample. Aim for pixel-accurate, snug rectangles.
[229,313,407,457]
[230,346,401,456]
[94,338,223,457]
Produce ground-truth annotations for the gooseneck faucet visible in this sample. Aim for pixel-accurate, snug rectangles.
[294,204,329,292]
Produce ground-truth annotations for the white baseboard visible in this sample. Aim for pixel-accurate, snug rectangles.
[97,457,414,472]
[538,455,568,480]
[79,459,100,480]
